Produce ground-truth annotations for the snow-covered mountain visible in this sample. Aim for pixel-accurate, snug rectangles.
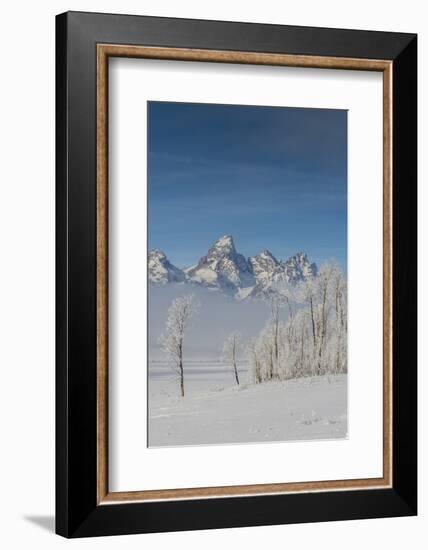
[148,235,317,299]
[251,249,318,285]
[187,235,255,292]
[247,250,318,298]
[282,251,318,283]
[148,249,185,284]
[248,250,280,285]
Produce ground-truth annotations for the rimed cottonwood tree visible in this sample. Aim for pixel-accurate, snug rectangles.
[267,292,286,377]
[247,337,262,384]
[247,261,347,384]
[159,294,199,397]
[222,332,241,386]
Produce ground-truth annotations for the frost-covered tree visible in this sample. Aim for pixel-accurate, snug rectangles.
[249,261,347,384]
[247,337,262,384]
[259,292,289,379]
[247,321,285,383]
[255,323,274,381]
[331,264,347,374]
[222,332,241,386]
[265,292,286,368]
[158,294,199,397]
[310,262,347,375]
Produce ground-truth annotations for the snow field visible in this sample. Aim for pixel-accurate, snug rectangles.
[148,362,347,447]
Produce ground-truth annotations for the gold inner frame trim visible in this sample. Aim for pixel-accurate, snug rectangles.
[96,44,393,505]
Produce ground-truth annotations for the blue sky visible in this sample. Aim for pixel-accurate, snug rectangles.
[148,101,347,270]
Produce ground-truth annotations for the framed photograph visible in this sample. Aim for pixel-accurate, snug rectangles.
[56,11,417,537]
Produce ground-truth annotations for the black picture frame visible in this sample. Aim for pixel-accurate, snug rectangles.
[56,11,417,538]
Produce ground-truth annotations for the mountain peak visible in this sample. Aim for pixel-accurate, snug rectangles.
[259,249,278,261]
[150,248,166,260]
[148,249,185,285]
[295,251,307,260]
[149,237,318,298]
[284,251,309,265]
[249,249,280,287]
[282,251,317,282]
[188,234,254,291]
[213,234,235,251]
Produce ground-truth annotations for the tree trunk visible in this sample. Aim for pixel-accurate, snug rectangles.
[233,362,240,386]
[179,365,184,396]
[179,339,184,397]
[274,321,279,363]
[232,344,239,385]
[318,286,328,373]
[300,326,304,372]
[310,296,316,348]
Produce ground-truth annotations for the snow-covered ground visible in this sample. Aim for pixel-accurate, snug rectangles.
[148,362,347,447]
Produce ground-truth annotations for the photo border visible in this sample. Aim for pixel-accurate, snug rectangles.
[56,11,417,537]
[97,44,391,503]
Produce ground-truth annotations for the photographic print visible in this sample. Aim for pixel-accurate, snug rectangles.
[148,101,347,447]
